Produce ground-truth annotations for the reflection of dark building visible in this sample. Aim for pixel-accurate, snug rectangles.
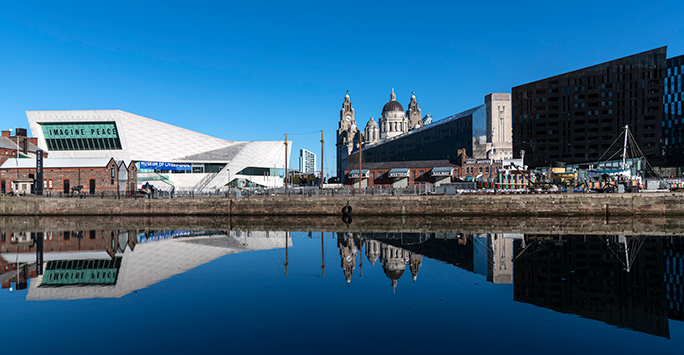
[513,236,669,338]
[513,47,667,167]
[663,237,684,321]
[371,232,474,273]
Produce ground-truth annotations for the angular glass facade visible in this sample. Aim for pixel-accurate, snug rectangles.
[40,122,122,151]
[663,55,684,164]
[351,105,485,164]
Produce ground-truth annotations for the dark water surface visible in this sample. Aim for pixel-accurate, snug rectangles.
[1,219,683,354]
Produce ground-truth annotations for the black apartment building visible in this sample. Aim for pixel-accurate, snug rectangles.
[512,47,667,168]
[663,54,684,165]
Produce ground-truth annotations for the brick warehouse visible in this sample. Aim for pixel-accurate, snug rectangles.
[344,160,460,188]
[1,129,47,166]
[0,157,137,196]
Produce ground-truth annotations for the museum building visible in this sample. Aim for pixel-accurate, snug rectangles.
[24,110,291,192]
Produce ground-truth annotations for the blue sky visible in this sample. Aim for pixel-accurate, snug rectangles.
[1,1,683,177]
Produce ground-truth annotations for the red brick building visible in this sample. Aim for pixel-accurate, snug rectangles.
[0,130,46,166]
[0,157,137,196]
[344,160,460,188]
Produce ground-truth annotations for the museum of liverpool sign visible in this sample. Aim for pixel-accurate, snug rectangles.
[139,161,192,171]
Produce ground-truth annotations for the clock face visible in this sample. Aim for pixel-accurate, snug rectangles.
[345,115,351,122]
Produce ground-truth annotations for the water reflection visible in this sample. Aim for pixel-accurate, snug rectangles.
[0,230,290,299]
[1,227,683,340]
[336,232,684,338]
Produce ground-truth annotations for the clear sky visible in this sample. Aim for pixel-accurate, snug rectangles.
[1,1,683,177]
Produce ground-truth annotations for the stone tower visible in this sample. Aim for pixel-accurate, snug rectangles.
[337,92,359,182]
[406,92,422,130]
[364,117,379,145]
[485,93,513,160]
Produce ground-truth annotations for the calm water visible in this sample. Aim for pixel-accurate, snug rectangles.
[1,221,683,354]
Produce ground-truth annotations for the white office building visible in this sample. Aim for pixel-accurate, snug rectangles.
[299,149,316,175]
[25,110,291,192]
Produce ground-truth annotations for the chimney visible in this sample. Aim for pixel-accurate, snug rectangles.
[1,131,9,138]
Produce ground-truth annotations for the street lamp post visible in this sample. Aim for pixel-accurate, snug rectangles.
[9,129,19,189]
[358,132,363,195]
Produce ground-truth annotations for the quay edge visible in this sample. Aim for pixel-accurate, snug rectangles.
[1,193,684,217]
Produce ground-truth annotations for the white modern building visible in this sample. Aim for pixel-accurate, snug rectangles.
[299,149,316,175]
[25,110,291,192]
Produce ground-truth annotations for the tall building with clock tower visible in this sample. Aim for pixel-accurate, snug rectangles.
[336,90,425,182]
[337,92,359,182]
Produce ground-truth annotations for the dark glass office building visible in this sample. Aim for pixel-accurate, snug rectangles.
[512,47,667,168]
[346,105,485,165]
[663,55,684,165]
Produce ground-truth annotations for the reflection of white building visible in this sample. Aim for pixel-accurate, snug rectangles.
[25,231,290,300]
[363,238,422,291]
[26,110,290,191]
[473,233,515,284]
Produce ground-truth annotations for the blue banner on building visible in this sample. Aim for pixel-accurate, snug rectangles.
[139,161,192,171]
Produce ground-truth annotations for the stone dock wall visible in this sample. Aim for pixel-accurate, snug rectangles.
[1,192,684,217]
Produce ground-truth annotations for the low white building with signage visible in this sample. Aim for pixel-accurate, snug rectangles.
[25,110,291,192]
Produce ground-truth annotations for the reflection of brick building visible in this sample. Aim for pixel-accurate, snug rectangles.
[513,235,669,337]
[663,237,684,321]
[0,229,138,290]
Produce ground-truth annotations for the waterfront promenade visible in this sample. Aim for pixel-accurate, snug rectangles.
[1,192,684,217]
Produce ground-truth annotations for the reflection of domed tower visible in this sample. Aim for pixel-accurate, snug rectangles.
[364,117,379,145]
[379,89,408,140]
[380,243,410,291]
[337,92,359,182]
[409,254,422,282]
[406,92,422,130]
[337,232,358,286]
[365,239,381,265]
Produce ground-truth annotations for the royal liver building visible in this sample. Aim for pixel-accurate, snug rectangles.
[336,90,424,182]
[336,90,513,182]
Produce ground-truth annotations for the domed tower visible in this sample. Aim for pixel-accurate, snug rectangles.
[364,117,379,145]
[337,91,358,182]
[337,232,358,286]
[409,253,423,283]
[365,239,381,265]
[379,89,408,140]
[380,243,410,292]
[406,92,423,130]
[339,91,355,131]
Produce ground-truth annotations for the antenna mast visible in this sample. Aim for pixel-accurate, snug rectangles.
[622,125,629,170]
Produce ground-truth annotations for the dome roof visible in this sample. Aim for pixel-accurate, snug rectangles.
[382,89,404,113]
[366,117,378,127]
[383,267,405,280]
[383,100,404,113]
